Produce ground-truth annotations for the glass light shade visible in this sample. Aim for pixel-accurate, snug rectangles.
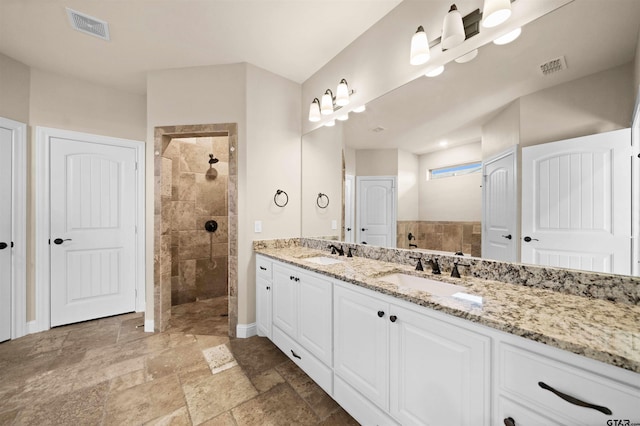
[425,65,445,77]
[454,49,478,63]
[353,105,366,113]
[441,5,465,50]
[337,113,349,121]
[410,26,430,65]
[482,0,511,28]
[308,98,321,122]
[320,90,333,115]
[335,79,350,107]
[324,120,336,127]
[493,27,521,45]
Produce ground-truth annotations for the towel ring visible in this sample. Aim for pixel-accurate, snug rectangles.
[274,189,288,207]
[317,193,329,209]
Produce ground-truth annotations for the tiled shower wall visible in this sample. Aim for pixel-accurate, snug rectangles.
[397,221,481,257]
[162,137,229,305]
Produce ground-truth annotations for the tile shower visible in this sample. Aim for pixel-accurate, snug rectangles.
[162,137,229,306]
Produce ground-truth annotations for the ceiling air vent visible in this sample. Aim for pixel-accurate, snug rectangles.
[539,56,567,76]
[66,8,110,41]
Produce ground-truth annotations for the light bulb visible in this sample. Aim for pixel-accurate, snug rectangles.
[353,105,366,113]
[337,114,349,121]
[454,49,478,63]
[441,4,465,50]
[410,26,430,65]
[336,79,350,107]
[493,27,521,45]
[308,98,321,122]
[321,90,333,115]
[482,0,511,28]
[425,65,445,77]
[324,120,336,127]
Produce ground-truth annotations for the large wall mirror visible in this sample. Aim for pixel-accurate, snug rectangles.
[302,0,640,276]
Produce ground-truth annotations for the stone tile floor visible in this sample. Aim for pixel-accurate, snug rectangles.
[0,297,359,425]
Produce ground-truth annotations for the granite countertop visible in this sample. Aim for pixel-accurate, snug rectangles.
[255,246,640,374]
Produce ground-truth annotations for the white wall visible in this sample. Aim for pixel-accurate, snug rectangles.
[520,64,634,147]
[419,142,482,222]
[147,63,301,326]
[482,100,520,160]
[356,149,398,176]
[0,53,30,124]
[397,149,419,221]
[301,123,343,238]
[245,64,301,323]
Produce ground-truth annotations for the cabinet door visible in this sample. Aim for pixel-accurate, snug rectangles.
[389,305,490,426]
[334,283,389,410]
[298,271,333,366]
[256,275,272,338]
[272,264,298,338]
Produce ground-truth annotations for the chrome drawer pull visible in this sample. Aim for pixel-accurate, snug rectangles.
[538,381,612,415]
[291,350,301,360]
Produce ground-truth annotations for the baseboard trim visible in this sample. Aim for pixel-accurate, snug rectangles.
[144,319,154,333]
[26,320,46,335]
[236,322,257,338]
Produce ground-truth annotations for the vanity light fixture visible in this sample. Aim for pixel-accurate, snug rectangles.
[321,89,334,115]
[425,65,445,77]
[353,105,366,113]
[441,4,465,50]
[410,25,430,65]
[493,27,521,45]
[335,79,350,107]
[337,113,349,121]
[308,98,321,122]
[455,49,478,63]
[481,0,512,28]
[324,120,336,127]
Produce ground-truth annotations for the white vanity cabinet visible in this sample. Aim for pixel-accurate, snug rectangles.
[494,337,640,426]
[255,255,272,338]
[268,259,334,394]
[333,281,491,426]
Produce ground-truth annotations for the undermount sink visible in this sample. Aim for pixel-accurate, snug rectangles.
[304,256,344,265]
[380,273,481,304]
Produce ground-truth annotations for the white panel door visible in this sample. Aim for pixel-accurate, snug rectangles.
[357,176,396,247]
[334,283,389,410]
[0,127,12,342]
[50,138,137,326]
[482,149,517,262]
[522,129,631,274]
[389,305,490,426]
[272,264,298,338]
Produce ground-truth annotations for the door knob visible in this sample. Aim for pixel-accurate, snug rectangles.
[523,236,539,242]
[389,315,397,323]
[377,310,385,318]
[346,227,352,231]
[53,238,72,245]
[0,242,7,250]
[501,234,512,240]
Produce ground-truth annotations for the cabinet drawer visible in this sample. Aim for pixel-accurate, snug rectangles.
[256,256,272,278]
[499,343,640,424]
[273,326,332,396]
[497,395,565,426]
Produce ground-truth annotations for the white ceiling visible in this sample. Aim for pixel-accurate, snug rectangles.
[0,0,401,94]
[342,0,640,154]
